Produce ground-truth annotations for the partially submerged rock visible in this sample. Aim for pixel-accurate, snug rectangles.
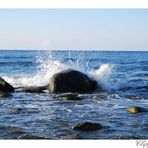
[60,134,80,139]
[127,106,147,113]
[59,93,82,100]
[72,122,103,131]
[15,85,48,93]
[0,92,12,98]
[49,69,98,93]
[0,77,14,93]
[0,126,25,139]
[9,107,23,114]
[18,134,47,139]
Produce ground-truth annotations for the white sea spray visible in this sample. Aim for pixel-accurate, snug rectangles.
[3,51,120,91]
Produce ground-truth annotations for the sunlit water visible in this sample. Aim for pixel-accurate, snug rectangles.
[0,50,147,139]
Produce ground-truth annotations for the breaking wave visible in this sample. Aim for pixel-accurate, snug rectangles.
[3,51,146,92]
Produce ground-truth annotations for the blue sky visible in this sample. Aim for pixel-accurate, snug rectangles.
[0,9,148,50]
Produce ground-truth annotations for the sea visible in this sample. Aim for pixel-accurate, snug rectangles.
[0,50,147,139]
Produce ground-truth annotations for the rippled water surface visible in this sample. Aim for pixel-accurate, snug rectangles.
[0,50,147,139]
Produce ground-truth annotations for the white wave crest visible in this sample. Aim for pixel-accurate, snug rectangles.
[90,64,115,91]
[3,52,118,91]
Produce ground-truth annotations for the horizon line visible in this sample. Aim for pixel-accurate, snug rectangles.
[0,49,147,51]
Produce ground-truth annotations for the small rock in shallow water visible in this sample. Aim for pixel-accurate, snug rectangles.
[60,135,80,139]
[119,135,143,139]
[10,107,23,114]
[127,106,147,113]
[72,122,103,131]
[18,134,47,139]
[16,85,48,93]
[60,93,82,100]
[0,92,12,98]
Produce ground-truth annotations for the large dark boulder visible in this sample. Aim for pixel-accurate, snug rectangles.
[49,69,98,93]
[0,77,14,92]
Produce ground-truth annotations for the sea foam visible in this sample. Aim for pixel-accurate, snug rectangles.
[3,51,116,91]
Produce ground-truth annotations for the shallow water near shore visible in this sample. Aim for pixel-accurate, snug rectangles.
[0,50,148,139]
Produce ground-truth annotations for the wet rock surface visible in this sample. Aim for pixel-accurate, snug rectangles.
[59,93,82,100]
[72,122,103,131]
[0,77,14,93]
[18,134,47,139]
[15,85,48,93]
[0,92,12,98]
[127,106,147,113]
[49,69,98,93]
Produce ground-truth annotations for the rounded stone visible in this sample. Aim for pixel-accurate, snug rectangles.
[49,69,98,93]
[72,122,103,131]
[127,106,147,113]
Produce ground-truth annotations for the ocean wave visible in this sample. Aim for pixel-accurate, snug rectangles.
[2,52,148,92]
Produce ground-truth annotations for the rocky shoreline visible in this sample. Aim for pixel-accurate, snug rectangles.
[0,69,147,137]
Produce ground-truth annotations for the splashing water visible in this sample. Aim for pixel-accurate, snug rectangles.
[3,52,116,91]
[90,64,115,91]
[3,53,67,87]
